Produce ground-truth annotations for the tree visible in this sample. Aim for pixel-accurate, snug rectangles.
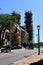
[0,12,21,47]
[0,14,17,33]
[12,11,21,25]
[24,11,33,43]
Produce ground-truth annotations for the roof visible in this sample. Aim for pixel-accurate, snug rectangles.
[5,29,10,33]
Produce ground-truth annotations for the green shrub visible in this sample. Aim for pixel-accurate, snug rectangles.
[0,40,4,48]
[11,41,19,46]
[14,41,19,46]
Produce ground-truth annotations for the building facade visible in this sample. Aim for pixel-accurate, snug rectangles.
[14,24,29,45]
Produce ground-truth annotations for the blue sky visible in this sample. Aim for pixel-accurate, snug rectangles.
[0,0,43,43]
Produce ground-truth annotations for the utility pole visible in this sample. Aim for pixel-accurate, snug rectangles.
[37,25,40,55]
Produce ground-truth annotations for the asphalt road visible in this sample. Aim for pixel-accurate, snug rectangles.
[0,48,40,65]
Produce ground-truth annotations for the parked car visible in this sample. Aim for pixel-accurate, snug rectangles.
[1,47,7,52]
[11,46,17,49]
[17,45,22,49]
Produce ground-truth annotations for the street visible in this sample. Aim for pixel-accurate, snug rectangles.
[0,48,42,65]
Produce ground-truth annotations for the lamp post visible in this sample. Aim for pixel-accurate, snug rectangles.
[37,25,40,55]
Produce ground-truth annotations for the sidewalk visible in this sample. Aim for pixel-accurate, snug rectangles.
[0,48,25,55]
[12,53,43,65]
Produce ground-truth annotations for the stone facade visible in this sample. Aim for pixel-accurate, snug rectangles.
[1,24,29,45]
[15,24,29,45]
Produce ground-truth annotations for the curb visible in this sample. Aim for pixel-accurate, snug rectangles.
[12,53,38,65]
[12,53,43,65]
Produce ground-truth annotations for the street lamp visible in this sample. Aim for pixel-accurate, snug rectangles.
[37,25,40,55]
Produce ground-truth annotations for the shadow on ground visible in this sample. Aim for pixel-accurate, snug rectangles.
[30,59,43,65]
